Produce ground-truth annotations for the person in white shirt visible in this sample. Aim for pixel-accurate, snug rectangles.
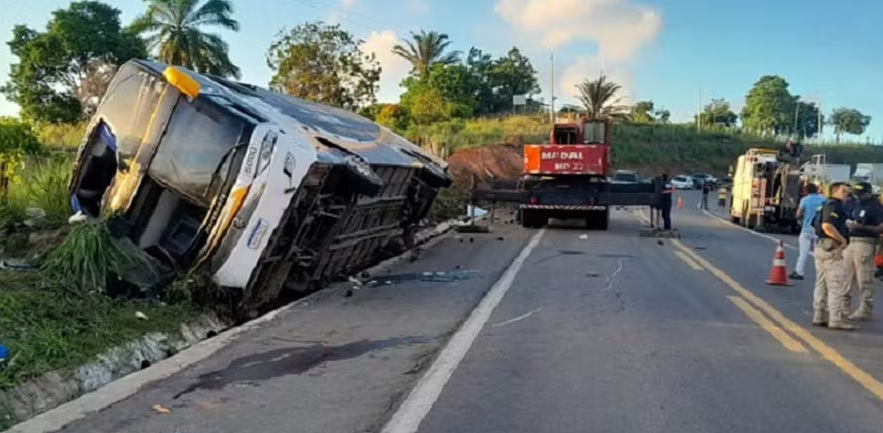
[791,183,826,280]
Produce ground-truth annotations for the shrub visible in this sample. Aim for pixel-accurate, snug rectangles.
[34,122,87,151]
[0,117,42,200]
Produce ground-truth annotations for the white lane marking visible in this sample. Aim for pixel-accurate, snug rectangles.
[381,229,546,433]
[701,209,804,254]
[492,307,542,328]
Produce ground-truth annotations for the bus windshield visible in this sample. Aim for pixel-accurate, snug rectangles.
[92,63,165,161]
[148,98,245,204]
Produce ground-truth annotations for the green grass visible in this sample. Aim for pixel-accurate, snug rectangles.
[403,115,883,174]
[39,221,161,293]
[427,187,469,222]
[0,270,195,391]
[1,153,75,257]
[0,148,201,408]
[6,153,74,221]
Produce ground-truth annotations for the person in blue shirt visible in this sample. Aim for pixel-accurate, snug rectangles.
[790,183,826,280]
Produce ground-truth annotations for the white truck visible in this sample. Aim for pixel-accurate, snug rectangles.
[801,155,850,186]
[852,163,883,193]
[68,60,452,319]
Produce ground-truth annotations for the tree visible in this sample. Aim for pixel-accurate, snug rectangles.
[399,63,475,123]
[740,75,797,135]
[574,74,631,120]
[654,108,671,124]
[392,30,461,76]
[407,87,450,125]
[464,47,495,115]
[266,21,381,111]
[695,98,738,128]
[130,0,241,78]
[374,104,410,131]
[631,100,655,123]
[829,107,871,143]
[486,47,541,113]
[1,1,146,123]
[793,101,822,139]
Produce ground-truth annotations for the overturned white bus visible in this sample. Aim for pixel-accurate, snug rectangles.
[68,59,451,318]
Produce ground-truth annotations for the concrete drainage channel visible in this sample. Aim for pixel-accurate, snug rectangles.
[1,217,470,432]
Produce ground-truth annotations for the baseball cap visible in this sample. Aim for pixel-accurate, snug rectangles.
[854,182,873,194]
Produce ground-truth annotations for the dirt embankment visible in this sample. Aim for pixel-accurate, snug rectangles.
[445,144,705,188]
[446,144,523,190]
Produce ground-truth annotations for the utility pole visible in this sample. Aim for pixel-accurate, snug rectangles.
[549,53,555,125]
[696,88,702,133]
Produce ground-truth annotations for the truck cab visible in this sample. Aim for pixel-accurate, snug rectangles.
[510,117,661,230]
[523,118,610,177]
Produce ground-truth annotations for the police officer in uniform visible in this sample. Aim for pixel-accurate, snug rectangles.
[660,173,674,230]
[812,182,853,330]
[844,182,883,321]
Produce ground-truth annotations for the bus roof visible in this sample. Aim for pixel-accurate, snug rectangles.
[132,59,448,170]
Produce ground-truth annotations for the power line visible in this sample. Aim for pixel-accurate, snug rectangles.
[289,0,416,36]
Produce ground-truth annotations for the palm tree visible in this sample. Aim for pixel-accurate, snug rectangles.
[130,0,241,78]
[392,30,461,76]
[575,74,631,120]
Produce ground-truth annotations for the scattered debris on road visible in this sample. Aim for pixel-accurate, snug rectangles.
[152,403,171,414]
[367,270,481,286]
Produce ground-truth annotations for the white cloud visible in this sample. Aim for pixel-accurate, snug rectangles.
[360,30,412,102]
[493,0,661,62]
[340,0,357,10]
[558,56,635,103]
[495,0,661,104]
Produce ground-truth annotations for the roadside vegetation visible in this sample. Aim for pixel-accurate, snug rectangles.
[0,0,880,417]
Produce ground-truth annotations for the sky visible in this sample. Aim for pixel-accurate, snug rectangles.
[1,0,882,142]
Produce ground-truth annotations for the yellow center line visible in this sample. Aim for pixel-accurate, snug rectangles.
[671,238,883,402]
[727,296,808,353]
[673,250,704,270]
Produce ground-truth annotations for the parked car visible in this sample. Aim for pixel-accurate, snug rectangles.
[671,175,694,189]
[611,170,640,184]
[691,173,718,188]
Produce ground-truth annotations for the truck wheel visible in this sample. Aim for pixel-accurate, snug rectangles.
[597,208,610,230]
[584,209,609,230]
[521,209,544,228]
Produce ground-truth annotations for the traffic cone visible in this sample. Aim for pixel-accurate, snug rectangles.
[677,195,684,209]
[765,240,791,286]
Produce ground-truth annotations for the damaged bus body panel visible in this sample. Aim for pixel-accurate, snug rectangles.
[68,59,451,318]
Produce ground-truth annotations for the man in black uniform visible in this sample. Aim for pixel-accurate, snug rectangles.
[701,181,711,210]
[661,173,674,230]
[812,182,853,330]
[844,182,883,321]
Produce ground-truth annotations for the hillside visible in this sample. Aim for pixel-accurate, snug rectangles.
[440,116,883,188]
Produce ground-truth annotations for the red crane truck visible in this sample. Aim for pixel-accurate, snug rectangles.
[471,117,663,229]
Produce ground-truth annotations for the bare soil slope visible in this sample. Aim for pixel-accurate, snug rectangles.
[446,144,523,190]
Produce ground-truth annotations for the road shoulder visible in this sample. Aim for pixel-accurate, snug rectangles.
[9,222,534,433]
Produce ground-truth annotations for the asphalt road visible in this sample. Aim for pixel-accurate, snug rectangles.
[411,199,883,433]
[13,198,883,433]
